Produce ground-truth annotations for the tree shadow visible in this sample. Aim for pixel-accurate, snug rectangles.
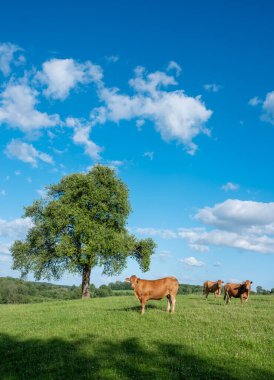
[0,333,272,380]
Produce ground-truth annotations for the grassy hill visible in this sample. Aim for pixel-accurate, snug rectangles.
[0,294,273,379]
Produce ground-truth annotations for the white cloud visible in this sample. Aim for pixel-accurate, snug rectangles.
[204,83,221,93]
[189,243,209,252]
[179,199,274,254]
[38,58,103,100]
[0,42,24,76]
[195,199,274,231]
[132,199,274,254]
[248,96,262,106]
[221,182,239,192]
[106,55,119,63]
[0,242,10,255]
[5,139,54,167]
[91,66,212,155]
[0,217,33,239]
[134,227,177,239]
[167,61,182,77]
[0,81,60,133]
[262,91,274,124]
[179,256,205,267]
[0,254,11,263]
[136,119,145,130]
[144,151,154,160]
[66,117,103,160]
[106,160,125,171]
[180,227,274,254]
[153,250,172,261]
[37,188,48,198]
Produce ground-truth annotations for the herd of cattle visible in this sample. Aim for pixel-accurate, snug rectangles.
[125,275,253,314]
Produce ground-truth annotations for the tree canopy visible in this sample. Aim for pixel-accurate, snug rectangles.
[11,165,156,298]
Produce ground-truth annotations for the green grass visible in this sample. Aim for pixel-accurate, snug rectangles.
[0,295,273,379]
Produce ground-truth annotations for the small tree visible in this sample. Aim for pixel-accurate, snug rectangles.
[11,165,156,298]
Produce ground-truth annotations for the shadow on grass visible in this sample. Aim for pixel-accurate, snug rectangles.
[113,303,163,312]
[0,333,272,380]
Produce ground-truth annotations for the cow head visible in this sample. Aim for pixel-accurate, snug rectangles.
[217,280,224,289]
[125,275,139,289]
[243,280,252,292]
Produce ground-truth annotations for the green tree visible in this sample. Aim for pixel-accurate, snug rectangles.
[11,165,156,298]
[256,286,263,294]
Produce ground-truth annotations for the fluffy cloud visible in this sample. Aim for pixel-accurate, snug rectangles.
[179,256,205,267]
[91,66,212,155]
[143,151,154,160]
[106,55,119,63]
[204,84,221,93]
[133,199,274,254]
[134,227,177,239]
[195,199,274,231]
[179,199,274,254]
[5,139,54,167]
[38,58,103,100]
[0,243,10,255]
[0,81,60,133]
[167,61,182,77]
[179,227,274,254]
[248,96,262,106]
[262,91,274,124]
[0,217,33,239]
[0,42,24,76]
[66,117,103,160]
[221,182,239,192]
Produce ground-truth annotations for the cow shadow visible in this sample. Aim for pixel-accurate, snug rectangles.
[113,303,163,312]
[0,333,273,380]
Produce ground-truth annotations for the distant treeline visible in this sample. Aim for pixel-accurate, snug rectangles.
[0,277,273,304]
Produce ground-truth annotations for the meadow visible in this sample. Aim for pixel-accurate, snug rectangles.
[0,295,273,380]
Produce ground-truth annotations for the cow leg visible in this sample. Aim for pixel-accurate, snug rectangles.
[166,295,171,312]
[240,295,244,306]
[141,299,146,315]
[205,291,209,300]
[171,295,176,313]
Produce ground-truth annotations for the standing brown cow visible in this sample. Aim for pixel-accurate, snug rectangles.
[125,275,179,314]
[224,280,253,304]
[203,280,224,300]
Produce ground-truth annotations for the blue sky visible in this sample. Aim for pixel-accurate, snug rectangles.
[1,0,274,290]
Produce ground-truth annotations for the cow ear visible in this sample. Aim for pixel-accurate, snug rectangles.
[125,278,130,282]
[250,281,253,284]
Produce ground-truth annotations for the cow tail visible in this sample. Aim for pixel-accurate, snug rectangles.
[223,291,227,302]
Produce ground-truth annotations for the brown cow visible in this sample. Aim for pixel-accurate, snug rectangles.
[125,275,179,314]
[203,280,224,300]
[224,280,253,304]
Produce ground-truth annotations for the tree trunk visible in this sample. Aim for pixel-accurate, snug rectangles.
[81,264,91,299]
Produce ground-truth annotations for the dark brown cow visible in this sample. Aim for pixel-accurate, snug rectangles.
[203,280,224,300]
[224,280,253,304]
[125,275,179,314]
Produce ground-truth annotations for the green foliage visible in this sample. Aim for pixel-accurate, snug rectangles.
[0,295,273,379]
[178,284,203,295]
[0,277,81,304]
[256,285,271,295]
[11,165,156,296]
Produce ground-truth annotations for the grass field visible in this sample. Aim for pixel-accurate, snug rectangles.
[0,295,273,380]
